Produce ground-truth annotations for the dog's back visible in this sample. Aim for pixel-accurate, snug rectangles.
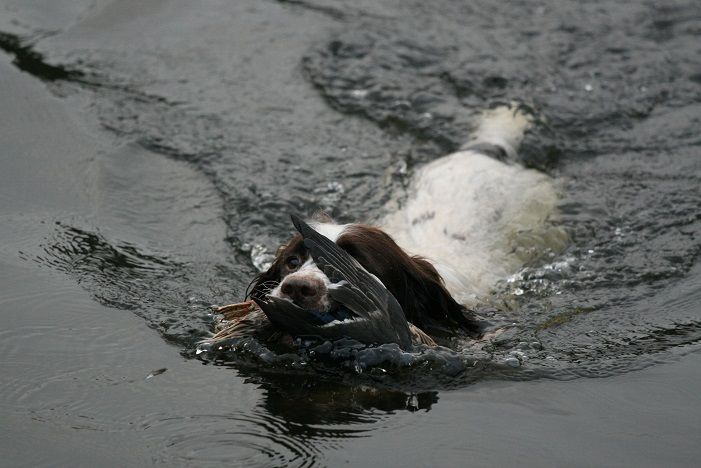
[381,107,567,304]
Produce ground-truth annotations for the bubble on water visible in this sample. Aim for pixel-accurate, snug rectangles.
[314,181,345,212]
[250,244,274,272]
[396,159,408,176]
[350,89,368,98]
[503,357,520,367]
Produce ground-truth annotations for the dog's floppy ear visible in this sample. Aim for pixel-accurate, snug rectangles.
[332,223,480,338]
[404,255,480,337]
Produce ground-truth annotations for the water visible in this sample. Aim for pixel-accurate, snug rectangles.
[1,0,700,465]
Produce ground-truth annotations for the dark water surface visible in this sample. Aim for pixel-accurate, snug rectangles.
[1,0,700,466]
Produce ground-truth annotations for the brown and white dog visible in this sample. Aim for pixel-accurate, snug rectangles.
[242,106,564,348]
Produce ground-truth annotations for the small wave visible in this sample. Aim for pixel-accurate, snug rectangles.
[32,222,228,346]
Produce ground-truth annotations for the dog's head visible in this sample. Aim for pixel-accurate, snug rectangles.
[249,217,476,340]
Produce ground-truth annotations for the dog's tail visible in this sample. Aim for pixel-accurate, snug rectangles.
[460,104,532,161]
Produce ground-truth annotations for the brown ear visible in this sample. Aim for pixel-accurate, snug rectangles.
[336,225,478,337]
[409,255,445,285]
[403,255,478,337]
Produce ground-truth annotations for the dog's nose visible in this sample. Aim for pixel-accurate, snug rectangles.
[279,276,326,308]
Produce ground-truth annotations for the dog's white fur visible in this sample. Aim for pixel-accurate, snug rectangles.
[381,106,566,305]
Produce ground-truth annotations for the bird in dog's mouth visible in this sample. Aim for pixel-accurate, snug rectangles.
[201,215,448,353]
[253,215,415,350]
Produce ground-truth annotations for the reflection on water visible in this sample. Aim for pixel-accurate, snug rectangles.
[151,368,440,466]
[0,31,83,82]
[237,369,438,422]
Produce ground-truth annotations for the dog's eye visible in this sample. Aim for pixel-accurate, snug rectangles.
[285,255,301,269]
